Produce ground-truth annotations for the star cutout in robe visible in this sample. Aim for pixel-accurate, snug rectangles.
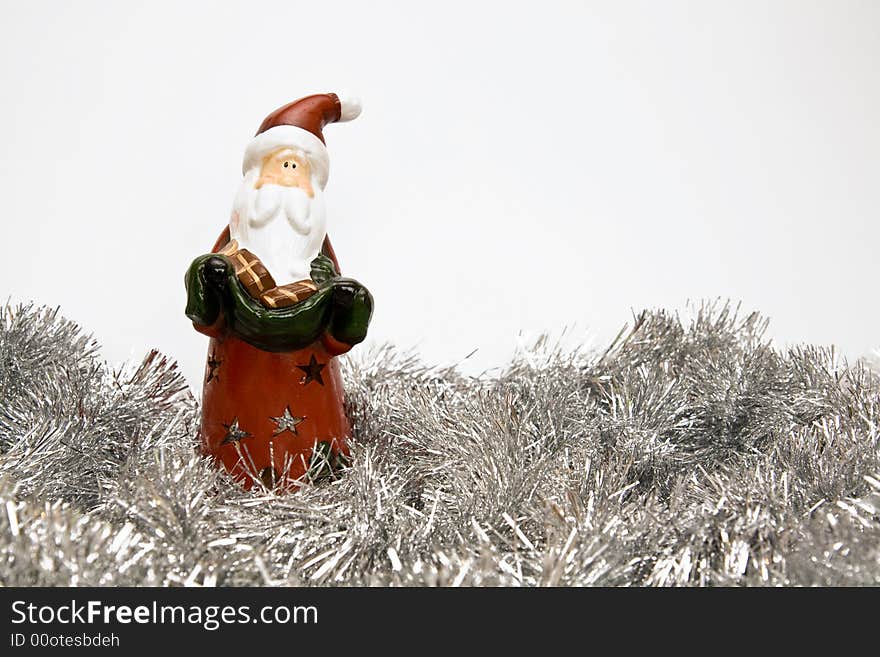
[206,352,221,383]
[221,417,252,444]
[271,406,305,436]
[296,355,326,386]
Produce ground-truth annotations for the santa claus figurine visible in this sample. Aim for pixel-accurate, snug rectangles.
[184,92,373,490]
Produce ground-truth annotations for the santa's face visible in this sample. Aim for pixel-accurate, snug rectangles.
[230,147,327,286]
[256,148,314,196]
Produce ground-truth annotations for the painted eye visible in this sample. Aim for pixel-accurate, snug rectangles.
[283,162,289,168]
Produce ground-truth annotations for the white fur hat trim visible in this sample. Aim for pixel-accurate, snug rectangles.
[242,125,330,188]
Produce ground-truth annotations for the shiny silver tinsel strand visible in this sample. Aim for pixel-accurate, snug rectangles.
[1,301,878,586]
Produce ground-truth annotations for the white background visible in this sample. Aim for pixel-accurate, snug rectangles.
[1,1,878,389]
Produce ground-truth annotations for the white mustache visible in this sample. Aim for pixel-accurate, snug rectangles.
[251,186,278,225]
[283,190,312,234]
[249,185,312,234]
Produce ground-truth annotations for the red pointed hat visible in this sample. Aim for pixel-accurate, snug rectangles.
[242,92,361,188]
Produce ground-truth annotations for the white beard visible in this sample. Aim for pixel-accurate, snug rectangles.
[229,170,327,285]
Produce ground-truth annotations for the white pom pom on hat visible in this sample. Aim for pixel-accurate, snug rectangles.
[242,92,361,188]
[337,94,362,122]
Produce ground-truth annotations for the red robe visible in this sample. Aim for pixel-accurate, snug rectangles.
[195,228,351,489]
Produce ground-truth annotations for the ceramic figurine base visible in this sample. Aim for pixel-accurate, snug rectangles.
[200,337,350,489]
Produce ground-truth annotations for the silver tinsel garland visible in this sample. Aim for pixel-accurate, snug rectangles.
[0,301,878,586]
